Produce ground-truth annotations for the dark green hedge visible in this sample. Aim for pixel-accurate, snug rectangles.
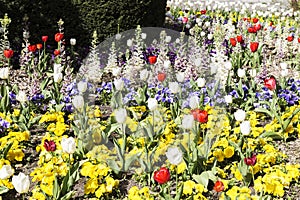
[0,0,167,49]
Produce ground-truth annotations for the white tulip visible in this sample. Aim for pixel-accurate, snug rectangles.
[70,38,76,46]
[141,33,147,39]
[176,72,185,82]
[224,95,233,104]
[61,137,76,154]
[194,58,202,67]
[127,39,133,47]
[182,114,194,129]
[189,95,199,109]
[12,172,30,194]
[281,68,289,77]
[166,146,183,165]
[112,67,122,77]
[77,81,87,93]
[115,108,127,123]
[148,98,158,111]
[53,63,63,74]
[0,165,14,180]
[210,64,218,74]
[234,109,246,121]
[200,31,206,37]
[53,72,63,83]
[237,68,246,78]
[196,77,206,87]
[240,121,251,135]
[115,33,122,40]
[72,95,84,110]
[0,67,9,79]
[140,69,150,81]
[249,69,257,78]
[165,36,172,43]
[207,34,213,40]
[16,91,27,103]
[169,82,180,94]
[280,62,288,69]
[164,60,171,69]
[114,78,124,91]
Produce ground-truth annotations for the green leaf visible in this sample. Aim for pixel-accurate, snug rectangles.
[107,159,120,174]
[60,191,75,200]
[258,131,283,140]
[2,142,13,159]
[254,107,274,118]
[52,176,61,200]
[193,171,216,189]
[0,186,9,194]
[124,153,141,171]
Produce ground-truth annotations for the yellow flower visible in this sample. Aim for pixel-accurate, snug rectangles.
[13,109,20,117]
[84,178,99,194]
[223,146,234,158]
[105,176,119,193]
[226,186,239,200]
[176,161,187,174]
[183,180,196,195]
[213,149,224,162]
[95,184,106,198]
[234,168,243,181]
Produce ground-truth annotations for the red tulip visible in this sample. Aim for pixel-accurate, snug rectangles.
[44,139,56,152]
[55,33,64,42]
[264,76,276,90]
[248,27,256,33]
[254,23,261,31]
[229,38,237,47]
[28,44,37,52]
[157,72,166,82]
[269,21,273,26]
[200,10,206,15]
[287,36,294,42]
[54,49,60,56]
[236,35,243,43]
[191,109,208,123]
[252,18,259,23]
[298,38,300,43]
[148,55,157,65]
[36,43,43,50]
[244,154,257,166]
[213,180,224,192]
[3,49,13,58]
[182,17,188,23]
[42,36,48,42]
[153,167,170,184]
[249,42,259,52]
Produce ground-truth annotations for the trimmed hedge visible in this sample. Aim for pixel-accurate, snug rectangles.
[0,0,167,49]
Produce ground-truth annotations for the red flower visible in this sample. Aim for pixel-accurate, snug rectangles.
[249,42,259,52]
[191,109,208,123]
[55,33,64,42]
[157,72,166,82]
[200,10,206,15]
[3,49,13,58]
[254,23,261,31]
[153,167,170,184]
[264,76,276,90]
[182,17,188,23]
[44,139,56,152]
[269,21,273,26]
[42,36,48,42]
[287,36,294,42]
[148,55,157,65]
[252,18,259,23]
[213,180,224,192]
[236,35,243,43]
[54,49,60,56]
[28,44,37,52]
[36,43,43,50]
[298,38,300,43]
[229,38,237,47]
[248,27,256,33]
[244,154,257,166]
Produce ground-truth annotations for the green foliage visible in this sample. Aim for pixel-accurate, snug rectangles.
[0,0,167,48]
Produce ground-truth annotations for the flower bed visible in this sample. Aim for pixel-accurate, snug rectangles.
[0,2,300,199]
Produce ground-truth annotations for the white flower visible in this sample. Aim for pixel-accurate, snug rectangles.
[70,38,76,46]
[53,63,63,74]
[61,137,76,154]
[175,38,180,43]
[141,33,147,39]
[72,95,84,110]
[194,58,201,67]
[114,78,124,91]
[189,95,199,109]
[140,69,150,81]
[0,165,14,180]
[207,34,213,40]
[281,68,289,77]
[240,121,251,135]
[249,69,257,78]
[237,68,246,78]
[115,108,127,123]
[176,72,185,82]
[148,98,158,111]
[200,31,206,37]
[115,33,121,40]
[166,146,183,165]
[280,62,288,69]
[224,95,233,104]
[196,77,206,87]
[16,91,27,103]
[12,172,30,194]
[210,64,218,74]
[169,82,180,94]
[165,36,172,43]
[234,109,246,121]
[164,60,171,69]
[127,39,133,47]
[0,67,9,79]
[53,72,63,83]
[77,81,87,93]
[182,114,194,129]
[204,21,210,27]
[224,61,232,70]
[112,67,121,77]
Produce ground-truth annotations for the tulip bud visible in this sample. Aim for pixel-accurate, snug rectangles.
[148,98,158,111]
[12,172,30,194]
[224,95,233,104]
[189,95,199,109]
[115,108,127,123]
[196,77,206,87]
[182,114,194,129]
[72,95,84,110]
[0,165,14,180]
[234,109,246,121]
[169,82,180,94]
[77,81,88,93]
[53,72,63,83]
[70,38,76,46]
[61,137,76,154]
[16,91,27,103]
[140,69,150,81]
[0,67,9,79]
[115,33,121,40]
[166,147,183,165]
[240,121,251,135]
[237,68,246,78]
[114,78,124,91]
[176,72,185,82]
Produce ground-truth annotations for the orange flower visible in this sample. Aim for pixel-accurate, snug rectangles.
[213,180,224,192]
